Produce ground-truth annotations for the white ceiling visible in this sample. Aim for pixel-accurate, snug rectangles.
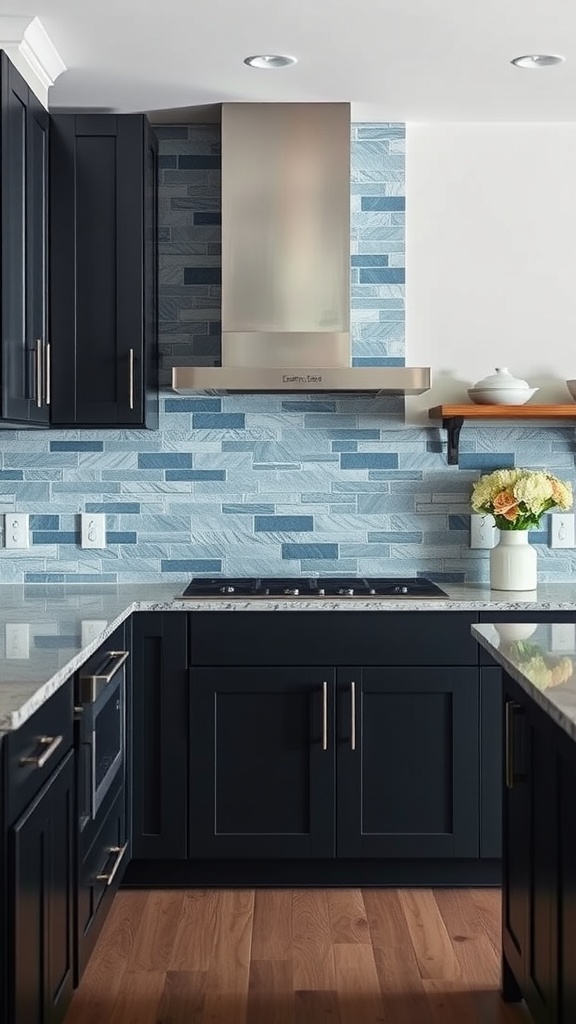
[14,0,576,120]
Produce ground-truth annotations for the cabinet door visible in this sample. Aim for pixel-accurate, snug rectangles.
[336,667,480,858]
[480,666,502,858]
[50,114,158,427]
[559,750,576,1024]
[8,750,74,1024]
[189,667,335,858]
[131,613,188,858]
[0,54,48,423]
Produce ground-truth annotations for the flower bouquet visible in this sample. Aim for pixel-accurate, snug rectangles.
[471,468,573,531]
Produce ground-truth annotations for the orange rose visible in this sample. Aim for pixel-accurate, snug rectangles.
[493,489,518,516]
[502,506,520,521]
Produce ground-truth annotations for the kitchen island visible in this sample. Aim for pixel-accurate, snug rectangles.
[472,621,576,1024]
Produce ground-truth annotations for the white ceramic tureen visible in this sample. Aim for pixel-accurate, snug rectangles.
[467,367,538,405]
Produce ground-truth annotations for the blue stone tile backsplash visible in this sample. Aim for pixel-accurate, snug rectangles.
[0,122,575,584]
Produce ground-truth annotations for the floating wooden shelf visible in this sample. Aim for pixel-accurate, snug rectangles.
[428,404,576,465]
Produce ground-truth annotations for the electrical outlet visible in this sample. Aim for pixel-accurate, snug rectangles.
[5,623,30,659]
[470,513,497,549]
[550,514,575,549]
[80,513,106,549]
[4,513,29,549]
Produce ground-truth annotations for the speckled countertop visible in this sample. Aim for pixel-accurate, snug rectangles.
[472,621,576,743]
[1,581,576,734]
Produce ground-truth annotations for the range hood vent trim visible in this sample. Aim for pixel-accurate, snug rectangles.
[171,102,431,397]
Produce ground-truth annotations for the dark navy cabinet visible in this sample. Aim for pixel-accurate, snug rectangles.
[131,613,188,859]
[49,114,159,428]
[1,52,49,425]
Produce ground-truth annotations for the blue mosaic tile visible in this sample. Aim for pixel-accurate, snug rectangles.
[138,453,193,469]
[458,454,515,470]
[192,414,245,429]
[164,398,221,412]
[165,470,226,481]
[183,268,221,284]
[161,559,222,572]
[30,515,59,530]
[107,532,137,544]
[0,470,24,479]
[85,503,142,514]
[361,197,405,211]
[50,441,104,452]
[359,269,405,284]
[32,531,77,544]
[340,453,399,469]
[255,516,314,532]
[281,544,339,560]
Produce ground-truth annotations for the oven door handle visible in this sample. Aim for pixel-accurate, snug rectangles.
[96,843,128,886]
[79,650,129,702]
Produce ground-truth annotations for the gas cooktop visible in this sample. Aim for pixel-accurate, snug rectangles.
[180,577,450,599]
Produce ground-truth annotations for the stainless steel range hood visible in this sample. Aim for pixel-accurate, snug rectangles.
[172,102,430,395]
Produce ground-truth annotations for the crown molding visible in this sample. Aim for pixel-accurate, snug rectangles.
[0,16,66,108]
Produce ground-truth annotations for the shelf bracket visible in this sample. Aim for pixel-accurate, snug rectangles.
[443,416,464,465]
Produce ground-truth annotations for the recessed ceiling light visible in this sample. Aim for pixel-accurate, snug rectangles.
[244,54,297,69]
[511,53,565,69]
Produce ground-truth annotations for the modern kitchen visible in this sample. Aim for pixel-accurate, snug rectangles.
[2,2,576,1023]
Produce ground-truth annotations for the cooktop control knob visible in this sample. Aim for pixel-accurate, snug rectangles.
[284,587,300,595]
[220,586,235,593]
[338,588,355,596]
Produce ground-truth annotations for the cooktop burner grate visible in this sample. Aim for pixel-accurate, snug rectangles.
[180,577,450,599]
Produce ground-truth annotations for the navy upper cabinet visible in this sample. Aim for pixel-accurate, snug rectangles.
[49,114,159,428]
[0,53,50,425]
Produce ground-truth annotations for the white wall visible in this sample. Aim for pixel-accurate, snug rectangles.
[405,123,576,423]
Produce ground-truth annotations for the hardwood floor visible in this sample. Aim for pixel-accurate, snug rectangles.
[64,888,531,1024]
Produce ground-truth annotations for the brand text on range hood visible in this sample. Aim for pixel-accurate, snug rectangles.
[171,103,430,395]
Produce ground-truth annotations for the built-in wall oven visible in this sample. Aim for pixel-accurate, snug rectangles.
[74,621,130,981]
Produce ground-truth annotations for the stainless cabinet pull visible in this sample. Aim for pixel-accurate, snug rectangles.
[129,348,135,409]
[505,701,521,789]
[80,650,129,701]
[20,734,63,769]
[35,339,43,407]
[45,342,51,405]
[350,681,356,751]
[322,680,328,750]
[96,844,127,886]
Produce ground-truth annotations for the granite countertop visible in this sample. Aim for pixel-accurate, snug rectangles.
[1,580,576,735]
[473,621,576,743]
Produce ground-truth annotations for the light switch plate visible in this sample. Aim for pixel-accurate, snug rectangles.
[80,513,106,549]
[550,623,576,653]
[550,514,575,549]
[470,513,496,549]
[4,513,29,549]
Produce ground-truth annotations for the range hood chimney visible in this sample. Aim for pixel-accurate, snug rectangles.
[172,103,430,395]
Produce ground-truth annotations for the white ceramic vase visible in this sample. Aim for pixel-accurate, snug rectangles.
[489,530,537,591]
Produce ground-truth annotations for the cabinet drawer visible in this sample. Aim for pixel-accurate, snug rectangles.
[76,786,128,982]
[5,677,73,825]
[189,612,479,666]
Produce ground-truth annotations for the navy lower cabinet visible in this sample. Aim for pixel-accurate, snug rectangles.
[8,751,75,1024]
[501,672,576,1024]
[181,611,492,884]
[130,613,188,859]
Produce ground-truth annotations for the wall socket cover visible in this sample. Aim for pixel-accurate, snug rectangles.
[470,513,497,549]
[5,623,30,659]
[80,513,106,549]
[550,514,575,549]
[81,620,109,647]
[4,513,29,549]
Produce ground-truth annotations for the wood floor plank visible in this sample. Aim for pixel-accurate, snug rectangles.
[469,888,503,956]
[292,889,337,991]
[332,942,387,1024]
[434,889,500,988]
[251,890,293,960]
[156,970,207,1024]
[398,889,458,981]
[293,989,341,1024]
[63,891,148,1024]
[169,890,220,971]
[327,889,370,944]
[202,889,255,1024]
[423,979,488,1024]
[108,970,166,1024]
[247,959,294,1024]
[126,890,186,972]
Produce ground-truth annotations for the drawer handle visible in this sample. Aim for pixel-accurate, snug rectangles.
[35,339,43,408]
[350,680,356,751]
[97,844,128,886]
[322,680,328,751]
[45,342,51,406]
[129,348,135,410]
[20,734,63,769]
[81,650,129,688]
